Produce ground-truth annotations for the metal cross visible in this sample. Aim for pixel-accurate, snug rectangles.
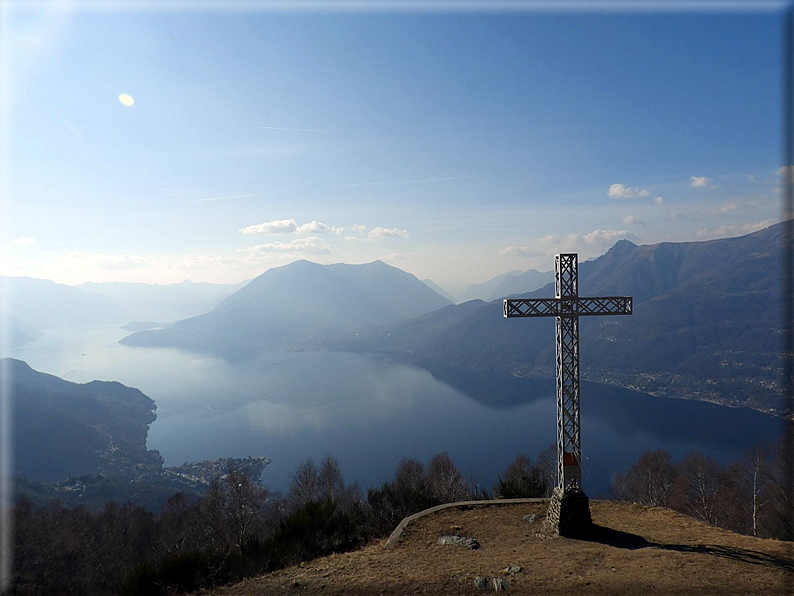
[503,253,632,491]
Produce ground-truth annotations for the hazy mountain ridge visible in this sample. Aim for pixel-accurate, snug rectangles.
[120,260,453,354]
[5,315,44,348]
[457,270,523,302]
[330,222,790,413]
[421,278,458,303]
[1,276,131,331]
[81,278,249,323]
[487,268,553,300]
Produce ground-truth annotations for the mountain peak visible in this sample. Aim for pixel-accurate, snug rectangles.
[607,239,638,255]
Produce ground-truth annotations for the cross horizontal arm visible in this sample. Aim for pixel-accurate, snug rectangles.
[504,296,632,318]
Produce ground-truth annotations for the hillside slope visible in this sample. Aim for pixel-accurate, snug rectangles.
[206,501,793,595]
[8,358,162,482]
[334,222,790,412]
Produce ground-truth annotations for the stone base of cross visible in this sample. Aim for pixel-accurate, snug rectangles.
[504,253,632,534]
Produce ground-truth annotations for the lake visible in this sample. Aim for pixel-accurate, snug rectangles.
[5,326,784,497]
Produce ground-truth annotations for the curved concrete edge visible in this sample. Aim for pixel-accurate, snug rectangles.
[382,498,547,549]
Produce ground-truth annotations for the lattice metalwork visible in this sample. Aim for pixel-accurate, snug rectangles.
[555,253,578,299]
[503,297,632,318]
[503,253,633,491]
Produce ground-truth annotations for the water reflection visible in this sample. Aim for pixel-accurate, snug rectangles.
[6,326,783,497]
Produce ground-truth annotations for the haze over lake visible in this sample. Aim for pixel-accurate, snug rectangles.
[6,326,781,497]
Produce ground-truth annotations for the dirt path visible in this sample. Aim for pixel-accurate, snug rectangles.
[201,501,794,595]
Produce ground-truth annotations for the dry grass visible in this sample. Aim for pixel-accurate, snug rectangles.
[200,501,794,595]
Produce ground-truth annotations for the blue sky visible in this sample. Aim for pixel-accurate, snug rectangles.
[1,2,789,290]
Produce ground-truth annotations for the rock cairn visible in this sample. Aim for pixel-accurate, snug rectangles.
[546,484,592,537]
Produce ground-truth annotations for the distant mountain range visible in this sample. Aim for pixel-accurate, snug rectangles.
[456,268,553,302]
[5,315,44,348]
[488,268,554,299]
[81,278,249,323]
[421,278,457,303]
[120,260,453,355]
[0,276,250,347]
[1,276,132,331]
[330,222,791,414]
[456,270,523,302]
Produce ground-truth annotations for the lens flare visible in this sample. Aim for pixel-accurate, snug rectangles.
[118,93,135,107]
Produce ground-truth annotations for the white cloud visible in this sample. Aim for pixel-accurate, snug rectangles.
[498,245,545,258]
[382,252,408,261]
[703,200,760,216]
[581,229,636,244]
[608,183,650,199]
[621,215,644,226]
[11,237,36,245]
[241,219,344,236]
[500,229,637,261]
[367,227,409,241]
[177,254,247,270]
[94,254,154,269]
[241,219,298,234]
[295,221,344,235]
[690,176,712,188]
[654,196,664,205]
[696,219,778,239]
[747,175,758,183]
[345,224,408,242]
[776,165,794,183]
[716,202,739,214]
[238,236,332,256]
[59,251,155,269]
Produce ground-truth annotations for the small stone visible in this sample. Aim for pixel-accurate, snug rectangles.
[474,576,490,589]
[492,577,510,591]
[523,514,537,523]
[502,565,522,574]
[437,535,480,549]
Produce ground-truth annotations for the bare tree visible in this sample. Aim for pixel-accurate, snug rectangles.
[226,466,269,551]
[611,450,677,507]
[536,443,556,497]
[676,452,731,526]
[764,438,793,539]
[494,454,548,498]
[735,444,774,537]
[317,454,345,504]
[393,457,426,493]
[289,458,319,508]
[426,452,468,503]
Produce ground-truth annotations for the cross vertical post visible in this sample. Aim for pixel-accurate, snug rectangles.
[555,253,581,490]
[503,253,632,493]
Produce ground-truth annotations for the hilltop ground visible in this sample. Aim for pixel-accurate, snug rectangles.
[200,500,793,595]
